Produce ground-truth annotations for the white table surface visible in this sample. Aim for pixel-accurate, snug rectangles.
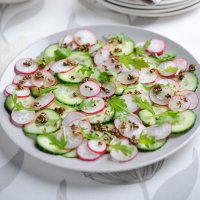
[0,0,200,199]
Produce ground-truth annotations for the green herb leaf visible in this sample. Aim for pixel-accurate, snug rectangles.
[78,99,98,111]
[119,55,150,70]
[79,125,102,140]
[135,40,151,57]
[13,94,37,111]
[164,66,178,73]
[98,71,110,82]
[155,111,180,124]
[78,64,93,77]
[110,141,134,156]
[48,131,67,149]
[109,96,129,113]
[139,133,156,147]
[132,96,155,115]
[154,53,176,62]
[54,48,72,61]
[39,86,57,96]
[36,52,55,66]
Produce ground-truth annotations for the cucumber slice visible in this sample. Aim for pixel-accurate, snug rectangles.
[4,96,35,113]
[23,109,62,135]
[137,139,167,152]
[110,76,124,95]
[172,110,196,134]
[69,51,93,67]
[63,149,77,158]
[57,66,86,84]
[178,72,198,91]
[4,96,14,112]
[30,87,40,97]
[44,44,59,58]
[47,100,75,118]
[88,106,115,125]
[36,133,67,155]
[139,106,168,126]
[105,34,134,56]
[54,84,83,106]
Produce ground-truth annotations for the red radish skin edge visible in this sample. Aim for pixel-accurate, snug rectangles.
[110,149,138,163]
[146,39,166,56]
[82,106,105,115]
[15,68,37,75]
[4,89,30,98]
[87,142,107,154]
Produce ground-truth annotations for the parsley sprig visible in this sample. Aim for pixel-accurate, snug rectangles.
[154,111,180,124]
[119,55,150,70]
[154,52,176,62]
[139,133,156,147]
[135,40,151,57]
[109,95,130,114]
[132,96,155,115]
[110,141,134,156]
[38,86,57,96]
[47,129,67,149]
[13,94,37,111]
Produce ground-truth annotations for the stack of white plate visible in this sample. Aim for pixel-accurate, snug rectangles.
[97,0,200,17]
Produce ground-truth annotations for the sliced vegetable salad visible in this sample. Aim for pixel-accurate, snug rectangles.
[4,30,199,162]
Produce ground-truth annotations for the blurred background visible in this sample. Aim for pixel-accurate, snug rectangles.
[0,0,200,73]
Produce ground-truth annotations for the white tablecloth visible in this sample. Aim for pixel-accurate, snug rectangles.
[0,1,200,199]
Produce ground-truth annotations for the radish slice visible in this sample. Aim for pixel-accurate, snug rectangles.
[94,48,110,65]
[97,82,116,98]
[146,123,172,140]
[139,68,157,84]
[117,70,139,85]
[64,126,83,149]
[59,34,74,47]
[110,139,138,162]
[5,84,30,98]
[77,141,101,161]
[89,43,102,54]
[98,59,122,74]
[146,39,166,56]
[15,58,38,74]
[81,97,105,114]
[74,30,97,46]
[50,60,75,73]
[149,86,174,106]
[11,110,35,125]
[114,114,145,139]
[156,78,179,91]
[34,93,55,109]
[157,61,177,77]
[114,114,142,128]
[87,140,107,154]
[177,90,199,109]
[121,94,139,113]
[80,81,101,97]
[62,112,85,127]
[71,119,91,134]
[173,58,187,75]
[31,71,56,88]
[168,95,190,112]
[13,74,34,87]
